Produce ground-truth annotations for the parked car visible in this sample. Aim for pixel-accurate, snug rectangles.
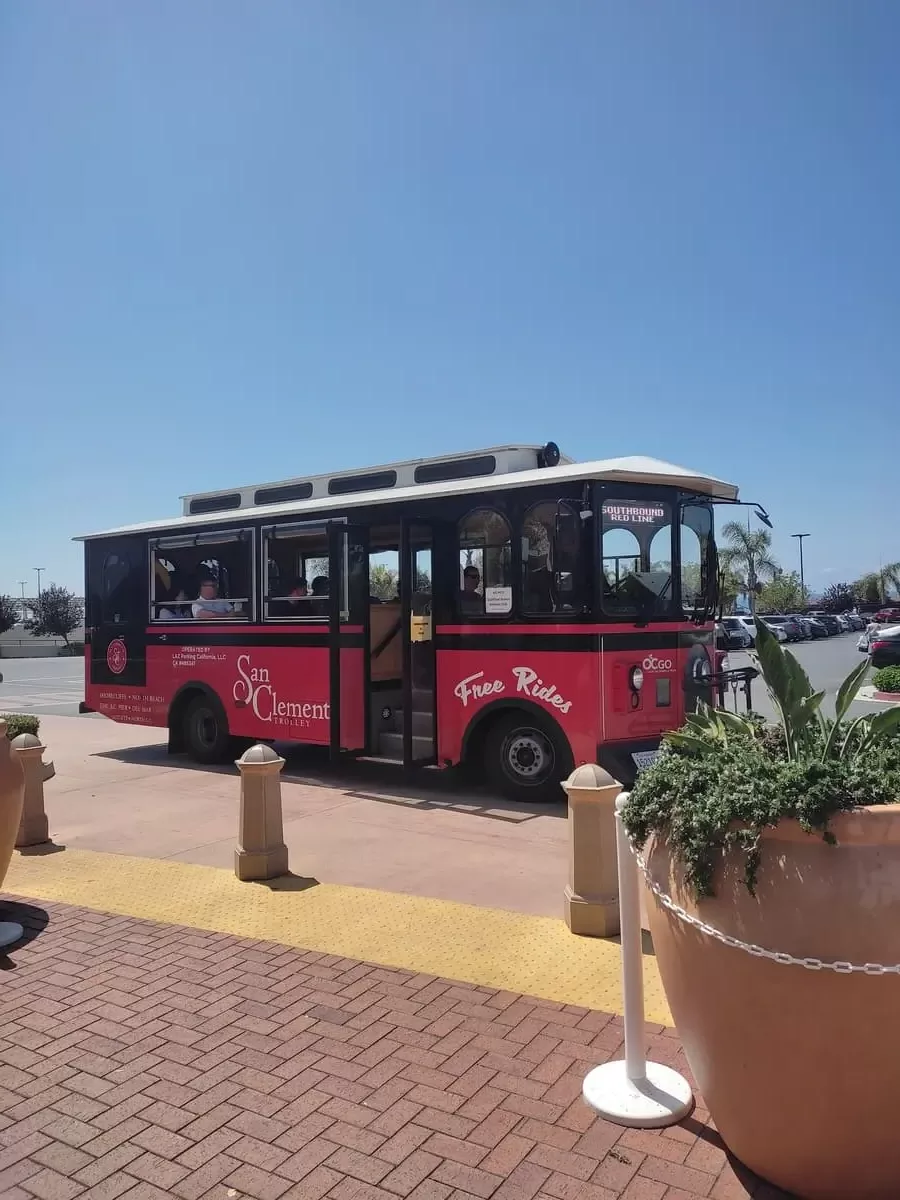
[870,625,900,668]
[733,615,757,645]
[807,617,829,639]
[788,616,813,640]
[763,615,801,642]
[875,608,900,625]
[810,612,842,636]
[845,613,866,631]
[719,617,752,650]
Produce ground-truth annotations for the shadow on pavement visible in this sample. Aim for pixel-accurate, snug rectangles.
[17,840,67,857]
[0,900,50,966]
[256,873,320,893]
[91,741,565,823]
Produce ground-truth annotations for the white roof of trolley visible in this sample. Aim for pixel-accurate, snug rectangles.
[74,446,739,541]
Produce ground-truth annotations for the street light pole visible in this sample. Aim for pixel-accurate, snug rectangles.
[16,581,27,623]
[791,534,810,606]
[34,567,45,598]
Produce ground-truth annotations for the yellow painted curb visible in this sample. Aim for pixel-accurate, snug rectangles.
[4,848,671,1025]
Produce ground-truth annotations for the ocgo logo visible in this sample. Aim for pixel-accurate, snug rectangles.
[642,655,674,671]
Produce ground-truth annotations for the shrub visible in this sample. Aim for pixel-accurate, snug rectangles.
[873,665,900,694]
[624,619,900,898]
[2,714,40,740]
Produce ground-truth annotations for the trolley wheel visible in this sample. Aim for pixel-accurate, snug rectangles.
[484,711,573,804]
[183,695,231,764]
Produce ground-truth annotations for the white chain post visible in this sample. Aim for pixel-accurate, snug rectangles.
[582,794,694,1127]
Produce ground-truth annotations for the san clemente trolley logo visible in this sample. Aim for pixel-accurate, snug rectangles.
[106,638,128,675]
[232,654,329,726]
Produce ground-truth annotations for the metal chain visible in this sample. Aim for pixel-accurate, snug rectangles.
[631,845,900,977]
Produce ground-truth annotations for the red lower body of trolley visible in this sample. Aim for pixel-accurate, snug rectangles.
[84,622,716,796]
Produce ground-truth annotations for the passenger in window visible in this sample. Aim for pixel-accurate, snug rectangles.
[310,575,329,617]
[270,577,308,617]
[284,577,308,606]
[460,566,483,616]
[192,577,234,619]
[159,590,191,620]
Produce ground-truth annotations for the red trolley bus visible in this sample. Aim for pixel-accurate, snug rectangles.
[79,442,737,802]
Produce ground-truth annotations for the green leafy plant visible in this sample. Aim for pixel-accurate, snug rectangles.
[873,666,900,694]
[624,620,900,897]
[1,714,40,740]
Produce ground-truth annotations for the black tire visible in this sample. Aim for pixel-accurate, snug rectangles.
[183,694,231,764]
[483,711,573,804]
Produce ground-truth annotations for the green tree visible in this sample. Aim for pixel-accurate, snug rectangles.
[719,523,779,616]
[25,584,83,645]
[716,564,743,615]
[757,571,805,614]
[853,573,884,605]
[0,595,18,635]
[369,563,398,600]
[883,563,900,600]
[820,581,856,612]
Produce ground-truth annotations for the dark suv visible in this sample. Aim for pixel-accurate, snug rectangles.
[811,613,842,636]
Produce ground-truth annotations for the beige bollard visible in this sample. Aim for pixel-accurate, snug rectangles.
[562,763,623,937]
[12,733,54,848]
[235,744,289,882]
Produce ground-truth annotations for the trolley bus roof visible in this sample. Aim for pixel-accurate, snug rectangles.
[75,454,739,541]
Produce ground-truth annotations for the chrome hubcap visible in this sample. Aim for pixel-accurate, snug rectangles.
[504,730,552,781]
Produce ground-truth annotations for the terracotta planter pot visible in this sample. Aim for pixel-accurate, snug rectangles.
[0,721,26,889]
[643,805,900,1200]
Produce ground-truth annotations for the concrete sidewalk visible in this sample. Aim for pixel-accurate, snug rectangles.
[31,716,568,919]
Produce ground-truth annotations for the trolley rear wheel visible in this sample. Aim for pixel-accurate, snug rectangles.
[183,695,231,764]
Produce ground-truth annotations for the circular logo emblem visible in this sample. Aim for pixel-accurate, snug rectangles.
[107,639,127,675]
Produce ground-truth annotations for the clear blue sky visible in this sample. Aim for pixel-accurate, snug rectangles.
[2,1,897,598]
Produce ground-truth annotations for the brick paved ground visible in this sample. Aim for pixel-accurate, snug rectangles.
[0,899,791,1200]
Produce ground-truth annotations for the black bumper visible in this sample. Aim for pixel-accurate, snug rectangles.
[596,738,661,790]
[78,701,95,714]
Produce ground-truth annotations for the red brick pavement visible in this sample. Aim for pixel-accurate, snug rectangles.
[0,898,792,1200]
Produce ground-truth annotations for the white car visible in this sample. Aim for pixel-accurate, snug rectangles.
[733,615,788,645]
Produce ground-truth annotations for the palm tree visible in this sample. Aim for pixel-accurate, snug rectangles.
[720,522,779,616]
[882,563,900,601]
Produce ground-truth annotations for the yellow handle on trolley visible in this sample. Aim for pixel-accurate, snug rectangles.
[409,614,432,642]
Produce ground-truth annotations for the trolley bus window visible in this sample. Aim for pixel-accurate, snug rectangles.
[601,499,674,618]
[102,552,131,624]
[457,508,512,617]
[680,503,714,618]
[522,501,582,614]
[264,523,339,619]
[151,532,252,621]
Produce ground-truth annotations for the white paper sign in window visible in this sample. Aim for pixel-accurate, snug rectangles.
[484,586,512,614]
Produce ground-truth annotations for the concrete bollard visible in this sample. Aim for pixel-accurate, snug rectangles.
[561,763,623,937]
[12,734,54,848]
[235,744,289,882]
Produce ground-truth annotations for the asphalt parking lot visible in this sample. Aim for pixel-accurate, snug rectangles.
[0,657,84,717]
[722,630,873,722]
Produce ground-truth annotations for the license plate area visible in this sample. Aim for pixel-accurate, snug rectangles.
[631,749,659,772]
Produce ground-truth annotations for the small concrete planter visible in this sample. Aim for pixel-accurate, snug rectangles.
[643,805,900,1200]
